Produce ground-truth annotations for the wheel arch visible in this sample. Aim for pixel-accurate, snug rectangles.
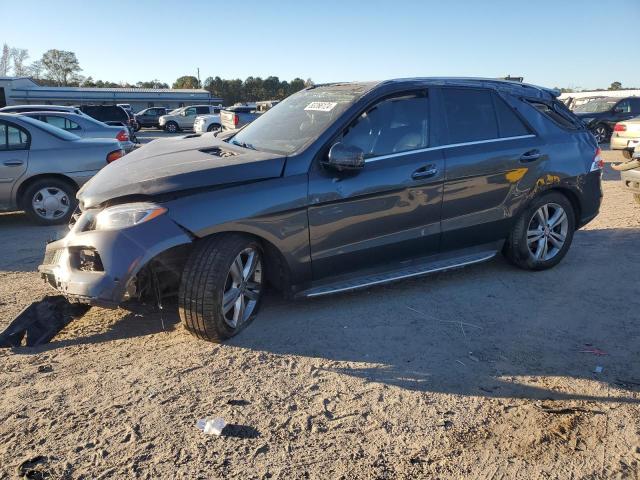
[525,185,582,229]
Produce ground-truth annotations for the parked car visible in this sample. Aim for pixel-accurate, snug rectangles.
[135,107,171,129]
[19,111,135,153]
[573,96,640,143]
[0,104,85,116]
[610,117,640,153]
[159,105,220,133]
[220,105,261,131]
[0,113,124,225]
[38,78,602,342]
[193,110,223,133]
[79,105,137,137]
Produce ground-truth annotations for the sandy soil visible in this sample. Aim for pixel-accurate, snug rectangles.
[0,149,639,479]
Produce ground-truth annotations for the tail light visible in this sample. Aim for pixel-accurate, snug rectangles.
[590,147,604,171]
[106,149,124,163]
[614,123,627,132]
[116,130,129,142]
[233,114,239,127]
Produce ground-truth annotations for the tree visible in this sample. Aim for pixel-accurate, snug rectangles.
[173,75,200,89]
[0,44,10,76]
[40,49,82,86]
[10,48,29,76]
[609,81,622,91]
[136,79,169,89]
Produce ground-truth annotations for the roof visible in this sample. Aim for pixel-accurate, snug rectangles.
[33,86,209,94]
[310,78,558,100]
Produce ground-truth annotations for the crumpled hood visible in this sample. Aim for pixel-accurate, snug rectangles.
[78,133,285,209]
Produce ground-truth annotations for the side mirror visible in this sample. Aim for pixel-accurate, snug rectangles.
[324,142,365,171]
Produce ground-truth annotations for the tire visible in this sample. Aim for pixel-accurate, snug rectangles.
[503,192,575,271]
[165,121,178,133]
[591,124,610,144]
[634,193,640,205]
[207,123,221,133]
[22,177,77,226]
[179,234,265,342]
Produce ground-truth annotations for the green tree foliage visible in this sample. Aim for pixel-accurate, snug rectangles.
[173,75,200,89]
[608,81,622,91]
[40,49,82,86]
[203,75,309,105]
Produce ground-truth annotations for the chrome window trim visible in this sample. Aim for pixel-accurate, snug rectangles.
[364,134,536,163]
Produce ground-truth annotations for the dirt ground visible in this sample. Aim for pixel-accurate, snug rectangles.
[0,148,639,479]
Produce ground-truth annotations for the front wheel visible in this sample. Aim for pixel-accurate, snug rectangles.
[179,234,264,342]
[503,192,575,270]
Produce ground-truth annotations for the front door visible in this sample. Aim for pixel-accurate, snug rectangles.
[0,120,30,209]
[308,90,444,281]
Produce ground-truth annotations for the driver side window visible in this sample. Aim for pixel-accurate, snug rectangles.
[616,100,631,113]
[341,92,429,159]
[184,107,196,116]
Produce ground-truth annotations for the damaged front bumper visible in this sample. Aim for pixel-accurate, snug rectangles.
[38,209,192,308]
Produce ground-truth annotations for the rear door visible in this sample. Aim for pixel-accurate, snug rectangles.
[308,90,445,280]
[0,121,30,209]
[438,87,540,251]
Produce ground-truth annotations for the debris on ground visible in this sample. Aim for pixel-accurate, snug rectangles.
[196,417,226,436]
[0,295,90,348]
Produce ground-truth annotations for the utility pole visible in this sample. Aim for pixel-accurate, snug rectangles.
[197,68,201,88]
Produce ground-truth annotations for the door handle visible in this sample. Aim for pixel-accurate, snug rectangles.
[3,160,24,167]
[519,150,541,163]
[411,165,438,180]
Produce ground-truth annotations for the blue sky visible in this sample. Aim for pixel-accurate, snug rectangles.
[2,0,639,90]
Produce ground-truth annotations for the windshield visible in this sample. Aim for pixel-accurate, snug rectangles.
[574,99,617,113]
[19,115,80,141]
[228,84,372,155]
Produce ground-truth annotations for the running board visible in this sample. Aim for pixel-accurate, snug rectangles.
[303,251,497,298]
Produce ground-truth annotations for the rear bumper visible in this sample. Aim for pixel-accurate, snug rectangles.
[38,211,192,307]
[576,170,603,228]
[611,135,640,150]
[621,168,640,194]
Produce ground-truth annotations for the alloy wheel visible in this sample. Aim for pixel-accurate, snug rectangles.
[32,187,70,220]
[593,126,607,143]
[526,203,569,261]
[222,247,262,328]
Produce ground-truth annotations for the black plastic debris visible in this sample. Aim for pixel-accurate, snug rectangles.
[0,296,90,348]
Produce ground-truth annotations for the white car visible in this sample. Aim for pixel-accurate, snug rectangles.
[193,113,222,133]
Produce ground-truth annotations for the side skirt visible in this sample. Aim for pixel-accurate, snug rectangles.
[299,249,498,298]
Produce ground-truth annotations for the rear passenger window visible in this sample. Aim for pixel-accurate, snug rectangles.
[0,122,29,150]
[442,88,498,143]
[342,92,429,159]
[493,94,530,137]
[196,107,210,115]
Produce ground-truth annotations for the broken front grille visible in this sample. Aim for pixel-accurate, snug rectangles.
[42,249,62,266]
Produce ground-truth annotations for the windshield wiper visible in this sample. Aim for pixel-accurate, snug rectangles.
[230,139,257,151]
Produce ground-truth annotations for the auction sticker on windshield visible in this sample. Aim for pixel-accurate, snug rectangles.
[304,102,337,112]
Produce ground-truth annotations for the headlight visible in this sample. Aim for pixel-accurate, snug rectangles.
[95,202,167,231]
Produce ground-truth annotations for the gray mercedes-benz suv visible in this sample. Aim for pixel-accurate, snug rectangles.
[39,78,603,342]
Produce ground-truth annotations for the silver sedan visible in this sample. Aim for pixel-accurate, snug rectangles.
[19,111,136,153]
[0,114,124,225]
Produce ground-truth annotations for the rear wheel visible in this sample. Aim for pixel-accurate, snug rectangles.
[207,123,221,132]
[165,121,178,133]
[503,192,575,270]
[179,234,264,342]
[591,124,609,144]
[22,178,77,225]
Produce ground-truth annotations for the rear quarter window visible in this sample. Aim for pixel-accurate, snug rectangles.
[527,100,583,130]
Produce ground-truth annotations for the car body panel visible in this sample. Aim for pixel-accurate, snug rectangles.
[135,107,170,128]
[610,117,640,150]
[77,133,285,209]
